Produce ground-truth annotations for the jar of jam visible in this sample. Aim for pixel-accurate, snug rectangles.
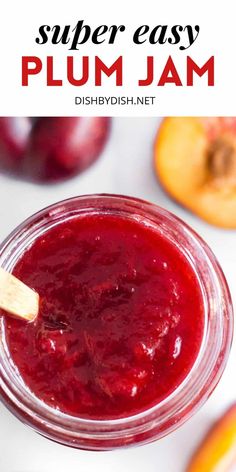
[0,194,233,449]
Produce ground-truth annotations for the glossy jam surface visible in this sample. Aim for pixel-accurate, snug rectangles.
[5,214,204,419]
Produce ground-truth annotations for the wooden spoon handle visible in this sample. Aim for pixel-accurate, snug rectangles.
[0,267,39,322]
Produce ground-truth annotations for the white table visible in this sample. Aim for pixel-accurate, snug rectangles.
[0,118,236,472]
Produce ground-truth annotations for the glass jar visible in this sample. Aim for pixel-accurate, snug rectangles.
[0,194,233,450]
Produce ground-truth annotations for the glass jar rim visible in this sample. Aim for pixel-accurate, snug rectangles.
[0,194,233,449]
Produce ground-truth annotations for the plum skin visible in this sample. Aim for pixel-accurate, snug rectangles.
[0,117,32,172]
[0,117,111,182]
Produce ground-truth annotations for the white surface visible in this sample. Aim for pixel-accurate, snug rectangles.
[0,117,236,472]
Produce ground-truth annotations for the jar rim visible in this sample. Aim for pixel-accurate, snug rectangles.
[0,194,233,449]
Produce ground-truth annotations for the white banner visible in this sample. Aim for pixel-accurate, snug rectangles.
[0,0,234,116]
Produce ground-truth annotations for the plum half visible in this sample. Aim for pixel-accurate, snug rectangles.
[154,117,236,228]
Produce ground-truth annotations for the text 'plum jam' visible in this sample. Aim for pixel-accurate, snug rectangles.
[5,213,204,419]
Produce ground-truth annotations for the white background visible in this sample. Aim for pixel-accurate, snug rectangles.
[0,0,235,115]
[0,117,236,471]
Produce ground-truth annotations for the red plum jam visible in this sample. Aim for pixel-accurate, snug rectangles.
[6,212,203,419]
[0,195,233,449]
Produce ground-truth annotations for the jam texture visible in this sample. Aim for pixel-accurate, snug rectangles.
[5,214,204,419]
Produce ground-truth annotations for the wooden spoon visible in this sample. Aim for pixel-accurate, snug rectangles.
[0,267,39,322]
